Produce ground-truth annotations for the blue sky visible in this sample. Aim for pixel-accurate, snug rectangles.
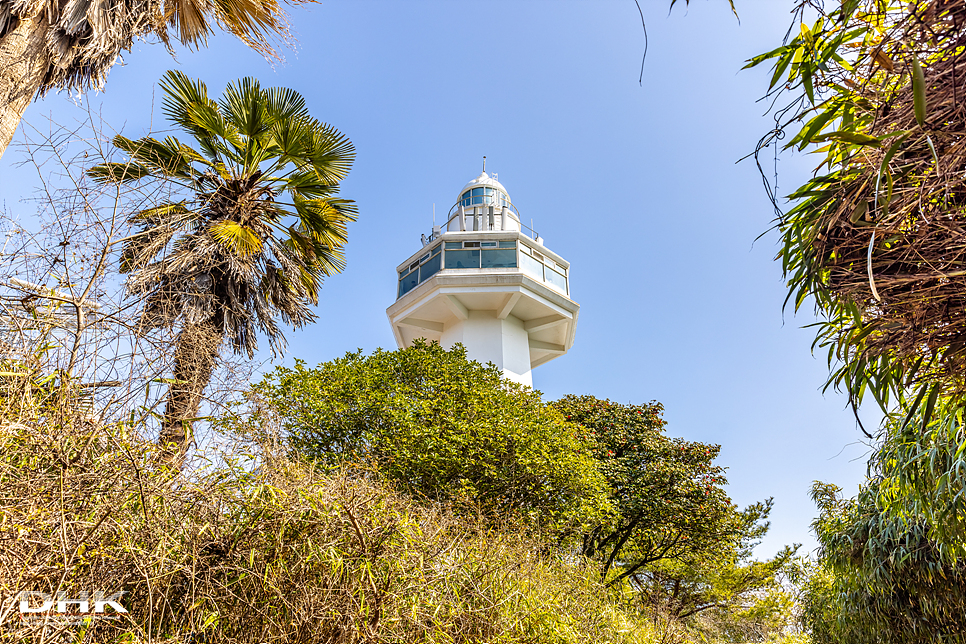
[0,0,874,556]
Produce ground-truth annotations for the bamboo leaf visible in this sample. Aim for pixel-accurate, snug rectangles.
[813,130,882,147]
[912,54,927,127]
[923,384,941,435]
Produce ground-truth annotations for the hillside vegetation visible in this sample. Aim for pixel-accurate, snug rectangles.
[0,386,657,643]
[0,339,804,643]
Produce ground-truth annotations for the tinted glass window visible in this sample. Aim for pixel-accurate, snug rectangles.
[482,249,516,269]
[398,271,419,297]
[419,252,441,282]
[445,249,480,269]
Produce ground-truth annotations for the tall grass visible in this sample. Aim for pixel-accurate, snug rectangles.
[0,376,659,643]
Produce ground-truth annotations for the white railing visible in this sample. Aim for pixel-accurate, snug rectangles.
[423,201,540,245]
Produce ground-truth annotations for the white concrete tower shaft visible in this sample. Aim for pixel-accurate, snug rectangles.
[387,171,578,386]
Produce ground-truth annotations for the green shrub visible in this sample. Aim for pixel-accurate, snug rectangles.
[799,481,966,643]
[251,341,611,534]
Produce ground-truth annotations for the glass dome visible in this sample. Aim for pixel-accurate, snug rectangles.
[458,171,511,208]
[445,171,522,233]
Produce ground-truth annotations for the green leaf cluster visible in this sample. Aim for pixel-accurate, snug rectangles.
[551,395,737,586]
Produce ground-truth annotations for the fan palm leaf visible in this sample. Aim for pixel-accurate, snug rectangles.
[88,71,356,467]
[0,0,316,158]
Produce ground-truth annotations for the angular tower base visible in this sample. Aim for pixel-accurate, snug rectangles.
[441,311,532,386]
[387,268,579,389]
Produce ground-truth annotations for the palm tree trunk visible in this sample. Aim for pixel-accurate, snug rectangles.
[159,317,222,467]
[0,13,49,159]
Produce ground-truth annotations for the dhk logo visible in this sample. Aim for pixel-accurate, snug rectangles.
[16,591,127,621]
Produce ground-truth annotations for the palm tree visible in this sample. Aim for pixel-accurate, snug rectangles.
[0,0,310,158]
[90,70,356,466]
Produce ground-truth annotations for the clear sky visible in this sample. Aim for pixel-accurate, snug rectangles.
[0,0,875,557]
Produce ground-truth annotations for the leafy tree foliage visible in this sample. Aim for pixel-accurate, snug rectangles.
[90,71,356,466]
[799,480,966,643]
[636,499,797,642]
[750,4,966,636]
[254,349,800,637]
[253,341,610,532]
[550,395,737,586]
[748,1,966,539]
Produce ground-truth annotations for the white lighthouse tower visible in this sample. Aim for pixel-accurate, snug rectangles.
[386,170,579,386]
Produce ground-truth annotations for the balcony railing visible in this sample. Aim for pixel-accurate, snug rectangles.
[420,201,540,246]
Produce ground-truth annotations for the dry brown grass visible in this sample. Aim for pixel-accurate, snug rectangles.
[0,372,658,643]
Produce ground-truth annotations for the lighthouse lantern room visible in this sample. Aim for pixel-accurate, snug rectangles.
[386,170,579,386]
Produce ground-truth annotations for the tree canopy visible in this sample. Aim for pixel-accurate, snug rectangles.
[252,341,611,533]
[638,499,797,642]
[549,395,739,586]
[225,344,802,639]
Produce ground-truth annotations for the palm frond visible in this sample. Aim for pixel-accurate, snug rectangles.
[267,117,312,165]
[282,170,335,197]
[160,71,235,163]
[209,0,297,59]
[305,122,355,182]
[209,220,265,259]
[292,195,355,244]
[87,161,152,184]
[265,86,308,123]
[283,222,346,277]
[221,77,270,138]
[111,135,200,180]
[129,201,194,226]
[160,71,216,138]
[162,0,212,49]
[186,102,245,158]
[121,218,184,274]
